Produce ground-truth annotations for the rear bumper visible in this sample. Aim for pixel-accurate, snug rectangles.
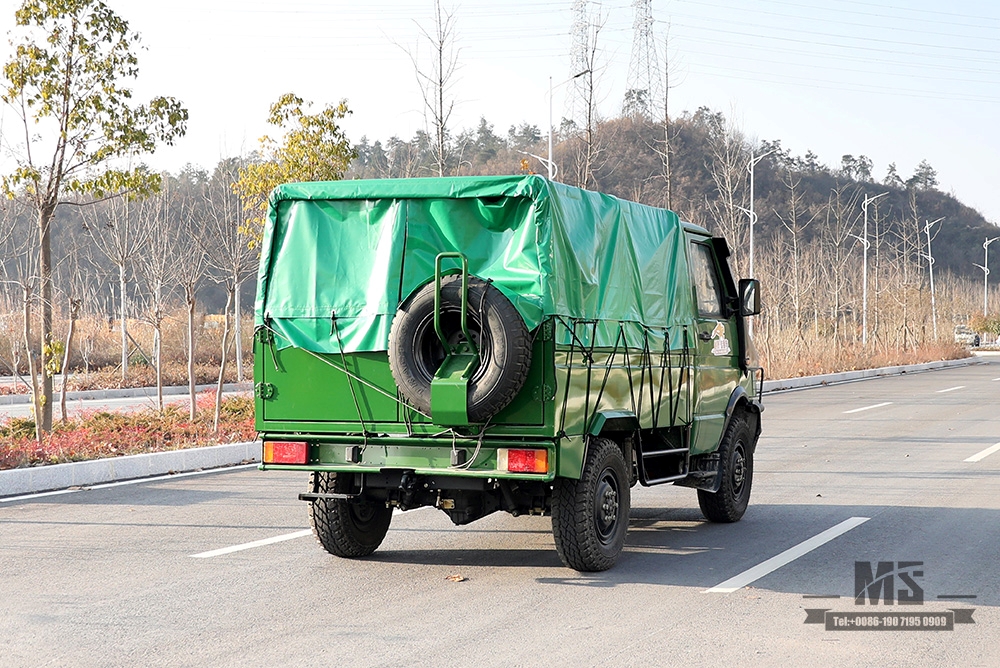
[258,434,557,482]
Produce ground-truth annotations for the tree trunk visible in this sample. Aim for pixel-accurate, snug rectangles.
[37,205,54,432]
[119,263,128,380]
[59,299,80,423]
[213,288,234,433]
[23,284,41,443]
[234,280,243,383]
[154,323,163,412]
[186,286,197,421]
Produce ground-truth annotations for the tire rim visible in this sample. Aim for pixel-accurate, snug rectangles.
[415,306,492,385]
[594,467,620,545]
[731,441,747,498]
[349,501,382,529]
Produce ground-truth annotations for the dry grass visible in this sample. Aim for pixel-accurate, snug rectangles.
[757,329,970,380]
[0,391,255,470]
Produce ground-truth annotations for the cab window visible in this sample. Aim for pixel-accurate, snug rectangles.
[690,242,723,318]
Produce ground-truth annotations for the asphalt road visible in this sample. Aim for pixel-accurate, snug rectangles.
[1,361,998,667]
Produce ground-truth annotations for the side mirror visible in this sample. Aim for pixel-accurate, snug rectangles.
[738,278,761,317]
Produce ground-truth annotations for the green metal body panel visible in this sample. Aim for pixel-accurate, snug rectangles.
[256,332,553,434]
[429,350,478,426]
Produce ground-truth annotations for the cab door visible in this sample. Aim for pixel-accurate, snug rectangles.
[687,237,741,455]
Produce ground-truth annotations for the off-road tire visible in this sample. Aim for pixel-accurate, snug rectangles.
[388,275,532,423]
[697,411,755,523]
[551,438,631,572]
[309,472,392,557]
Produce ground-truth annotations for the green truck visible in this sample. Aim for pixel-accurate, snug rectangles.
[254,175,763,571]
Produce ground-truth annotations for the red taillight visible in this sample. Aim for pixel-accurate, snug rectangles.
[497,448,548,473]
[263,441,308,464]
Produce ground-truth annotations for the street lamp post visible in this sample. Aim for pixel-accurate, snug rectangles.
[975,236,1000,316]
[859,192,888,346]
[745,149,774,281]
[922,217,944,340]
[738,149,774,339]
[546,70,590,180]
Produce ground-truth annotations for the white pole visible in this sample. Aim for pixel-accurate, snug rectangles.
[545,70,590,181]
[983,237,999,316]
[547,76,554,179]
[860,192,887,346]
[744,149,774,339]
[924,217,944,340]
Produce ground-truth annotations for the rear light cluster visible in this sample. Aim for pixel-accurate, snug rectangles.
[497,448,548,473]
[263,441,308,465]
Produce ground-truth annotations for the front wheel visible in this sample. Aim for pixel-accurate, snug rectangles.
[551,438,631,572]
[698,411,755,523]
[309,472,393,557]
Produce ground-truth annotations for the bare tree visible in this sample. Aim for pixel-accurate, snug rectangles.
[55,240,98,422]
[406,0,461,177]
[569,11,608,190]
[704,113,749,275]
[773,169,820,335]
[0,200,41,438]
[84,196,152,380]
[135,188,180,411]
[203,160,256,431]
[174,170,209,420]
[648,27,681,210]
[821,184,863,341]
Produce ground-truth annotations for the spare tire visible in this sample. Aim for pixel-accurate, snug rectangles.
[388,275,532,423]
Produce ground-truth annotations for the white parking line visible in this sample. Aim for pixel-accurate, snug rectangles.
[704,517,870,594]
[843,402,892,414]
[937,386,965,393]
[191,529,312,558]
[965,442,1000,463]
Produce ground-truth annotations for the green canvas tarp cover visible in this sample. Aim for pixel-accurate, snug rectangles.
[254,175,697,353]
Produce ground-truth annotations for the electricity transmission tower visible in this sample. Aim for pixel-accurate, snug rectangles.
[624,0,661,117]
[569,0,591,126]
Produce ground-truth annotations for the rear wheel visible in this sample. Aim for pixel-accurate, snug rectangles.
[551,438,630,572]
[698,411,755,523]
[309,472,392,557]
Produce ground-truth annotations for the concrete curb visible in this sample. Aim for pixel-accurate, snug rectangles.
[0,441,261,498]
[761,356,981,393]
[0,382,252,406]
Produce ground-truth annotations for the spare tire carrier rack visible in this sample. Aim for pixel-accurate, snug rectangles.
[431,252,480,426]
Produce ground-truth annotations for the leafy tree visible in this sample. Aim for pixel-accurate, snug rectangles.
[473,117,503,163]
[907,159,938,191]
[883,162,905,189]
[233,93,355,245]
[840,154,873,182]
[1,0,187,432]
[507,123,542,151]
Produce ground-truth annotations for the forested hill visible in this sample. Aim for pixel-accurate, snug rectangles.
[350,107,999,281]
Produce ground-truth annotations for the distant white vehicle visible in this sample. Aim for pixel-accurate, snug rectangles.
[954,324,980,347]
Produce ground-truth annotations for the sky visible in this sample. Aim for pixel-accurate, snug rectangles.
[1,0,999,225]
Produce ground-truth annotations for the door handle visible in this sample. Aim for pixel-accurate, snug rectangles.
[698,331,712,341]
